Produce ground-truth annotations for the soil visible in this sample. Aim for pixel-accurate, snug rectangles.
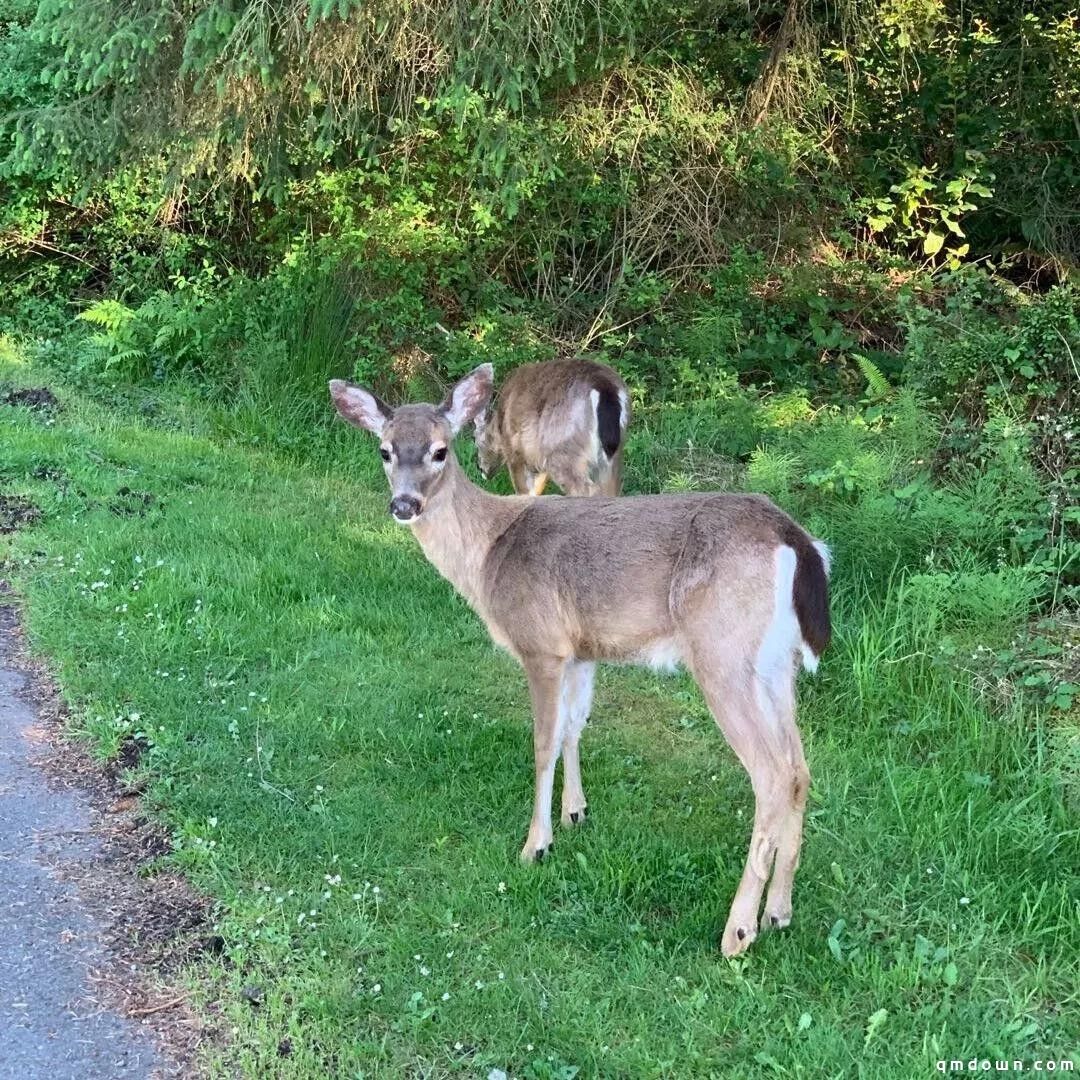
[1,385,60,412]
[0,494,42,534]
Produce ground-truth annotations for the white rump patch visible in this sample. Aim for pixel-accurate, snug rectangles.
[755,546,804,720]
[587,388,603,468]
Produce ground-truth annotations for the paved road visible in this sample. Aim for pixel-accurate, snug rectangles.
[0,607,161,1079]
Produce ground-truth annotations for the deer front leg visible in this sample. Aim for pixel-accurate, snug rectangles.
[520,657,568,863]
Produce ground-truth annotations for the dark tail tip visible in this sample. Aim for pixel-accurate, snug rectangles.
[595,382,624,459]
[792,534,831,659]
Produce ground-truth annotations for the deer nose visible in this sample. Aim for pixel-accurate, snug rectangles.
[389,494,422,522]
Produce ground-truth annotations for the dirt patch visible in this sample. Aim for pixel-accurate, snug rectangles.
[0,598,222,1073]
[31,464,65,484]
[111,732,150,774]
[0,494,41,533]
[110,486,159,517]
[1,385,60,412]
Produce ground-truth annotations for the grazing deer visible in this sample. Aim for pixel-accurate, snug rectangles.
[473,359,630,496]
[329,365,830,956]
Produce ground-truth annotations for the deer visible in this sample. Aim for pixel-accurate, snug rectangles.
[329,364,831,957]
[473,359,630,496]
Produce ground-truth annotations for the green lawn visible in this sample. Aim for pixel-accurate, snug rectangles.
[1,360,1077,1078]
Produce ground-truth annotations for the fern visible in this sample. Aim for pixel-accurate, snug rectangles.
[76,299,136,334]
[855,353,894,400]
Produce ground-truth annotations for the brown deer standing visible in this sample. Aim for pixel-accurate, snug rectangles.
[329,364,830,956]
[473,359,630,496]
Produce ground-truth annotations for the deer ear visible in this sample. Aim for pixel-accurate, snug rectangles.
[329,380,393,436]
[441,364,494,434]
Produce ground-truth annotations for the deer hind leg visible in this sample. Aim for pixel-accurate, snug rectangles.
[530,472,549,497]
[599,447,624,496]
[559,661,595,827]
[554,463,597,497]
[520,656,568,863]
[692,651,806,957]
[508,460,532,495]
[758,680,809,933]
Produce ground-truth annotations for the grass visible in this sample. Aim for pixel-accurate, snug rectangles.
[1,356,1078,1079]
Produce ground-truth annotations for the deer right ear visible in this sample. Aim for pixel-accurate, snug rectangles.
[329,380,392,436]
[441,364,494,434]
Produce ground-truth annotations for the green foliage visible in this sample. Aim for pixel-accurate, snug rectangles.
[862,158,993,267]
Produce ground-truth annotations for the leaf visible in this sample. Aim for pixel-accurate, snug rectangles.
[856,354,893,399]
[943,962,958,986]
[798,1012,813,1032]
[753,1052,785,1073]
[827,918,845,962]
[923,230,945,256]
[864,1008,888,1047]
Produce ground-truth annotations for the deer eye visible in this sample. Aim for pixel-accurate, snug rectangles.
[431,446,448,463]
[379,447,392,463]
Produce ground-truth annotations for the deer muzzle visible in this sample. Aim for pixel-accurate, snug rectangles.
[389,494,423,523]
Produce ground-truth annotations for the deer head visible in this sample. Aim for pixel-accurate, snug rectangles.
[472,405,503,480]
[329,364,493,524]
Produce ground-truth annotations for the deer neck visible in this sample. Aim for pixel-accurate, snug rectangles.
[409,459,524,609]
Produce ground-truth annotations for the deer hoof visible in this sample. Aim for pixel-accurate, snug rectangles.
[520,841,554,864]
[760,908,791,933]
[720,921,757,958]
[561,805,588,827]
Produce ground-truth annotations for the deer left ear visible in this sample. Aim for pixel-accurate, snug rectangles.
[441,364,494,434]
[329,380,393,436]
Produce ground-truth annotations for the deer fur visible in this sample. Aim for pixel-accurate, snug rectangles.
[329,364,831,957]
[474,359,631,496]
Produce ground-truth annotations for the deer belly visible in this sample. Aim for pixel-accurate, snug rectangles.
[632,637,684,672]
